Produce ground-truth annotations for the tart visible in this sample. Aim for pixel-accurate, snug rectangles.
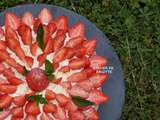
[0,8,109,120]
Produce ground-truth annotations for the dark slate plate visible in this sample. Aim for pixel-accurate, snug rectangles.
[0,4,125,120]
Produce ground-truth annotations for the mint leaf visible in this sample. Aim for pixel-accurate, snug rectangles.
[47,74,55,81]
[22,66,29,76]
[37,24,44,50]
[72,96,95,107]
[45,59,54,75]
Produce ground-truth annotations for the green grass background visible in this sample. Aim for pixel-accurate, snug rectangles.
[0,0,159,119]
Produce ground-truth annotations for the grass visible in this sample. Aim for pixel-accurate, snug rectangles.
[0,0,160,119]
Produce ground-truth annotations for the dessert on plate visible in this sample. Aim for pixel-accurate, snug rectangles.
[0,8,109,120]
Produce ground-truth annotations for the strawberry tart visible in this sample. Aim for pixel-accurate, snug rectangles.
[0,8,109,120]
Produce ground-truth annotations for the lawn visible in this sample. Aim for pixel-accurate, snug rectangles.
[0,0,159,120]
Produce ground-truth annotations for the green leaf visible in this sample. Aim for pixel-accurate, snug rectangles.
[45,59,54,75]
[22,66,29,76]
[72,96,95,107]
[37,24,44,50]
[47,74,55,81]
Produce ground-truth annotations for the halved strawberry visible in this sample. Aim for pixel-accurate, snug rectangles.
[30,42,38,56]
[67,71,87,82]
[3,68,15,79]
[33,19,40,33]
[0,63,5,72]
[13,95,26,106]
[11,107,24,118]
[38,8,52,24]
[90,55,108,69]
[65,47,75,59]
[7,38,20,52]
[65,100,78,112]
[0,94,12,108]
[55,15,68,32]
[0,41,7,50]
[5,26,18,40]
[69,110,85,120]
[14,47,26,62]
[8,77,23,85]
[69,58,86,70]
[5,12,20,30]
[53,34,65,51]
[87,90,109,104]
[60,81,72,90]
[74,47,86,58]
[53,47,68,63]
[45,89,56,100]
[68,22,85,38]
[82,107,99,120]
[25,101,40,115]
[83,39,96,55]
[0,110,11,120]
[43,102,57,113]
[44,38,53,54]
[66,37,84,48]
[37,53,47,66]
[25,56,33,68]
[54,105,67,120]
[56,94,69,107]
[22,12,34,28]
[58,66,70,73]
[25,115,36,120]
[0,84,17,94]
[48,21,57,35]
[68,85,89,98]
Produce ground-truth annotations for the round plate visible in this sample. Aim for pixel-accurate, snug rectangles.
[0,4,125,120]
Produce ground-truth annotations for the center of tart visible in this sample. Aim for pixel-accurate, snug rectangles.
[26,68,49,92]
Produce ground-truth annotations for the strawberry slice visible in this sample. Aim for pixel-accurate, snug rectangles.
[37,53,47,66]
[0,84,17,94]
[66,37,84,48]
[7,38,20,51]
[60,81,72,90]
[48,21,57,35]
[65,47,75,59]
[33,19,41,33]
[55,15,68,32]
[53,47,68,63]
[65,100,78,112]
[22,12,35,28]
[69,58,86,70]
[56,94,69,107]
[44,38,53,54]
[78,80,93,92]
[45,89,56,100]
[56,29,66,36]
[58,66,70,73]
[5,12,20,30]
[38,8,52,24]
[25,101,40,115]
[0,63,5,72]
[11,107,24,118]
[83,39,96,55]
[68,85,89,98]
[30,42,38,56]
[52,62,59,70]
[43,102,57,113]
[0,41,7,50]
[82,107,99,120]
[0,110,11,120]
[0,94,12,108]
[25,56,33,68]
[74,47,86,58]
[67,71,87,82]
[53,34,65,51]
[69,110,85,120]
[54,105,67,120]
[13,95,26,106]
[3,68,15,79]
[90,55,108,69]
[68,22,85,38]
[26,68,49,91]
[8,77,23,85]
[43,25,50,45]
[25,115,36,120]
[14,47,26,62]
[5,26,18,40]
[87,90,109,104]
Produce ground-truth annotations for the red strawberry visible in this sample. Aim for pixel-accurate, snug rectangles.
[0,41,7,50]
[0,63,5,72]
[74,47,86,58]
[56,29,66,36]
[7,38,20,51]
[82,107,99,120]
[69,58,86,70]
[0,84,17,94]
[44,38,53,54]
[88,90,109,104]
[60,81,72,90]
[45,89,56,100]
[13,95,26,106]
[53,34,65,51]
[26,68,49,91]
[68,22,85,38]
[56,94,69,107]
[78,80,93,92]
[58,66,70,73]
[65,100,78,112]
[69,110,85,120]
[43,102,57,113]
[43,25,50,44]
[30,42,38,56]
[65,47,75,59]
[25,56,33,68]
[22,12,35,28]
[48,21,57,34]
[83,39,96,55]
[67,71,87,82]
[38,8,52,24]
[5,12,20,30]
[11,107,24,118]
[53,47,68,63]
[33,19,40,33]
[89,73,108,88]
[14,47,26,62]
[25,115,36,120]
[66,37,84,48]
[55,15,68,32]
[3,68,15,79]
[52,62,59,70]
[5,26,18,40]
[0,94,12,108]
[8,77,23,85]
[68,85,89,98]
[90,55,108,69]
[0,110,10,120]
[25,101,40,115]
[54,105,67,120]
[37,53,47,66]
